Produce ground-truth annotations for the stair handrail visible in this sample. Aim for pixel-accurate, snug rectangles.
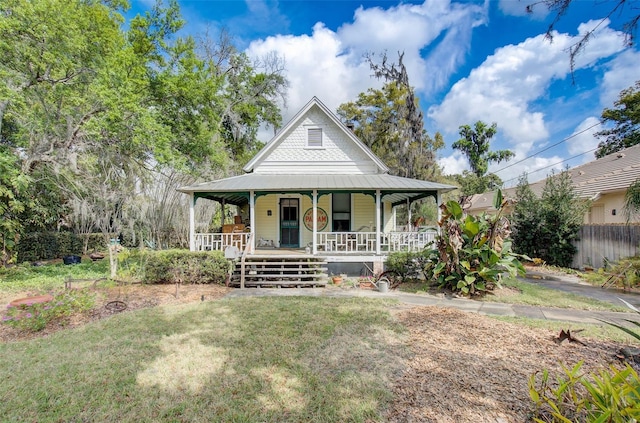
[239,233,254,289]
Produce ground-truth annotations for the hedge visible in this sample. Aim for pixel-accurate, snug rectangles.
[17,232,108,263]
[137,249,231,285]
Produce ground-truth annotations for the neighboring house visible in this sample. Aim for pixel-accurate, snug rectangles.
[178,97,455,285]
[465,143,640,224]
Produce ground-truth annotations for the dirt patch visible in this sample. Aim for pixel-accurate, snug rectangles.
[0,283,231,343]
[385,306,627,423]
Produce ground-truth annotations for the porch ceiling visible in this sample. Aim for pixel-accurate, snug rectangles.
[179,173,456,206]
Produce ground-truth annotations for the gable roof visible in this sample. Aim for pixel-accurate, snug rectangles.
[565,144,640,199]
[242,96,389,174]
[511,143,640,199]
[466,144,640,213]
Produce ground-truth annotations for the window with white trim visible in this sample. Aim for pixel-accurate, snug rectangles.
[307,128,323,147]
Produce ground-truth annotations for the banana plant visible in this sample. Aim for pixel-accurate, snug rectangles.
[429,189,527,295]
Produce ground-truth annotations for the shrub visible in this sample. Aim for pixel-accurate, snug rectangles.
[385,251,424,282]
[424,190,526,295]
[16,232,115,263]
[512,171,587,268]
[529,361,640,422]
[1,289,95,332]
[138,249,230,284]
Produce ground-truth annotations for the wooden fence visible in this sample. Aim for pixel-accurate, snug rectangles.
[572,224,640,269]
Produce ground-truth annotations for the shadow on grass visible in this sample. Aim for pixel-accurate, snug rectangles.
[0,296,407,422]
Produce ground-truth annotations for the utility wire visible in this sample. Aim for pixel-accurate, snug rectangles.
[493,121,601,175]
[501,146,598,187]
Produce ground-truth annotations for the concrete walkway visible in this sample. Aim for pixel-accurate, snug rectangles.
[225,272,640,326]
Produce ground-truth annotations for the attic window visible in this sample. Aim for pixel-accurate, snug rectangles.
[307,128,323,148]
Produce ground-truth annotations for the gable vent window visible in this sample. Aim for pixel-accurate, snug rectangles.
[307,128,323,148]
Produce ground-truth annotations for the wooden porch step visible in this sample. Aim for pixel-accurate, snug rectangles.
[233,256,328,288]
[244,266,328,272]
[243,273,328,279]
[240,260,326,266]
[240,280,328,288]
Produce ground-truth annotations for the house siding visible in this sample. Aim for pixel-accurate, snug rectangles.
[254,196,279,246]
[383,202,394,232]
[587,192,628,224]
[253,106,378,175]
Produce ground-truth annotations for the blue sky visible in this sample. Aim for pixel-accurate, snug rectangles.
[133,0,639,186]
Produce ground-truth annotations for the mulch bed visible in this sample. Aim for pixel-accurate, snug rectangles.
[385,306,633,422]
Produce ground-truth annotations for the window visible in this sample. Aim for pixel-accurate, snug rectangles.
[307,128,323,147]
[332,193,351,231]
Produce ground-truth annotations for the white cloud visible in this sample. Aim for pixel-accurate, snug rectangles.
[246,23,376,123]
[566,117,601,158]
[498,0,548,18]
[338,0,488,94]
[599,49,640,108]
[438,151,469,175]
[428,19,626,157]
[245,0,488,123]
[498,155,567,187]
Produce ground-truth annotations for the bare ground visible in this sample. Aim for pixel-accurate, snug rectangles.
[1,282,635,422]
[385,306,627,422]
[0,283,231,343]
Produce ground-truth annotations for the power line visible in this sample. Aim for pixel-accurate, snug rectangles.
[501,146,598,187]
[493,121,601,175]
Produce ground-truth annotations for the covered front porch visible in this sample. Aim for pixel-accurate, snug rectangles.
[192,229,438,256]
[180,173,455,260]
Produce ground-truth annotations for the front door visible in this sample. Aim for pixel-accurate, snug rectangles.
[280,198,300,248]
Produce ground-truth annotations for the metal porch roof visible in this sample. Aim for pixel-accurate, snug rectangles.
[178,173,456,206]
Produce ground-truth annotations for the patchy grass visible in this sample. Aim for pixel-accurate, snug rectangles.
[0,259,110,293]
[486,278,629,312]
[0,296,407,422]
[398,278,629,312]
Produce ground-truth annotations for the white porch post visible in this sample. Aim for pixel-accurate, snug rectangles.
[407,198,412,230]
[312,190,318,254]
[375,189,381,255]
[249,190,255,253]
[392,206,397,231]
[189,193,196,251]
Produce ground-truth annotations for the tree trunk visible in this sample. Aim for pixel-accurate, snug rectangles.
[108,244,117,279]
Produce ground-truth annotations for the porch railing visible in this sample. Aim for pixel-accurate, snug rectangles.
[195,232,250,252]
[193,230,436,254]
[316,232,377,253]
[381,231,437,252]
[316,230,437,253]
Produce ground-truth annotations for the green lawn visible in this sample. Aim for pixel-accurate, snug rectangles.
[0,296,406,422]
[483,278,630,312]
[400,278,630,312]
[0,259,110,292]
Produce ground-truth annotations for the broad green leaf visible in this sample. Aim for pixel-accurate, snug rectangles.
[494,189,503,210]
[463,216,480,237]
[446,201,463,219]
